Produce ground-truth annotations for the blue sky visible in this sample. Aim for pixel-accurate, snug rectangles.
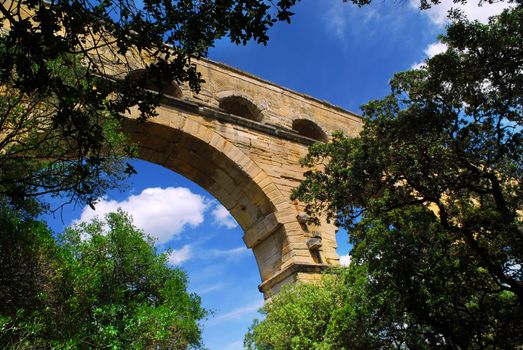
[43,1,511,349]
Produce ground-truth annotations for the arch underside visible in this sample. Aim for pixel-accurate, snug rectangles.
[121,99,340,298]
[122,117,297,290]
[123,118,275,233]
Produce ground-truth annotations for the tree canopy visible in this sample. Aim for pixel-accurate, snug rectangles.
[258,6,523,349]
[0,209,205,349]
[245,266,396,350]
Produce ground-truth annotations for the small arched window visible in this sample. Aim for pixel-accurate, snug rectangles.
[126,69,183,99]
[219,95,263,122]
[292,119,328,142]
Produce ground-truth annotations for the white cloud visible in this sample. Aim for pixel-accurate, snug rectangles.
[424,41,447,57]
[410,0,512,26]
[75,187,208,244]
[411,61,425,70]
[339,254,352,266]
[168,245,192,265]
[411,41,448,68]
[211,203,238,229]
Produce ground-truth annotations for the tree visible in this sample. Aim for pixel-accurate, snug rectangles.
[0,0,302,210]
[286,6,523,349]
[0,206,64,349]
[245,267,379,350]
[347,0,521,9]
[245,275,340,350]
[0,51,132,213]
[0,209,205,349]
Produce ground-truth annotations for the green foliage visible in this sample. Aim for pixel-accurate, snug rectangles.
[60,210,206,349]
[286,7,523,350]
[245,266,390,350]
[0,209,205,349]
[0,50,132,212]
[0,206,64,349]
[245,276,339,350]
[344,0,521,10]
[0,0,303,210]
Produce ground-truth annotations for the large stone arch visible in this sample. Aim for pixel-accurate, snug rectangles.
[119,58,364,299]
[123,114,286,232]
[123,107,322,298]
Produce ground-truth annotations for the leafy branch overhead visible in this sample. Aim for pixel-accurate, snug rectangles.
[0,0,301,209]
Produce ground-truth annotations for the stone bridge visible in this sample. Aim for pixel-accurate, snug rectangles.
[122,58,363,298]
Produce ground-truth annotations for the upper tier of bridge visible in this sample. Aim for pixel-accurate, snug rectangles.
[113,56,363,145]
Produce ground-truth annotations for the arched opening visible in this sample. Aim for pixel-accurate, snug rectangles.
[123,120,275,230]
[117,117,296,346]
[292,119,328,142]
[121,116,291,284]
[127,69,183,99]
[219,95,263,122]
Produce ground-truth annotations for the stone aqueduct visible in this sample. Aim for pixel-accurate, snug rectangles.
[122,58,363,298]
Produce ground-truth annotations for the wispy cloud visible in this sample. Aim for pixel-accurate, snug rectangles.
[324,2,382,42]
[211,203,238,229]
[325,1,349,41]
[74,187,208,244]
[188,246,249,265]
[211,246,249,258]
[211,300,264,324]
[167,245,192,265]
[195,283,226,295]
[179,246,249,266]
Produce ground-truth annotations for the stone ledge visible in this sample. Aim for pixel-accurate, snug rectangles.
[158,95,319,146]
[243,213,282,249]
[198,57,364,125]
[258,262,330,299]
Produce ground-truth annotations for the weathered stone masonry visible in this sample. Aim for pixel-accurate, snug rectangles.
[122,58,363,298]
